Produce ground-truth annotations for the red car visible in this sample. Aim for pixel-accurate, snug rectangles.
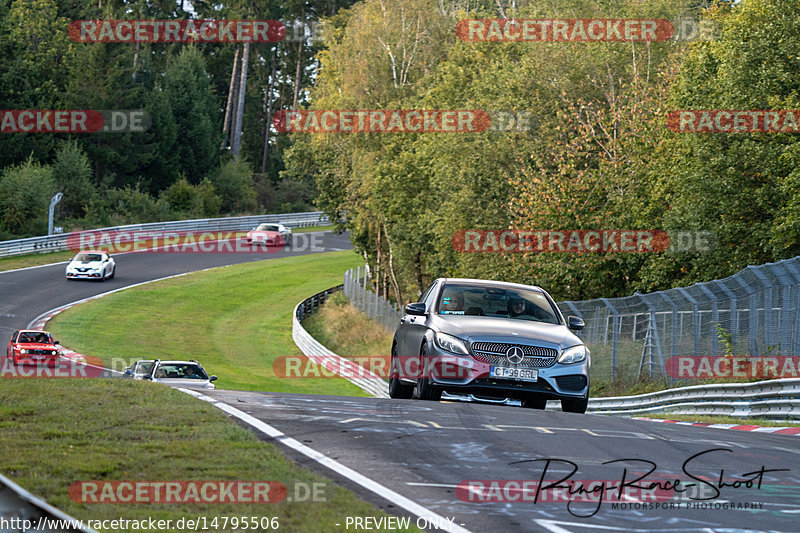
[245,225,287,247]
[6,330,61,366]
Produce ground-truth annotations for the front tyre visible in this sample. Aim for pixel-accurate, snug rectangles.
[561,396,589,414]
[388,345,413,399]
[414,344,442,401]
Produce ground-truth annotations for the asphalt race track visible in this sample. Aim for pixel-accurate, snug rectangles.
[3,234,799,532]
[0,230,352,336]
[203,391,800,533]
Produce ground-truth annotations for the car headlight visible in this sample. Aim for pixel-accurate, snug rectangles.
[558,345,587,364]
[20,349,27,354]
[434,332,469,355]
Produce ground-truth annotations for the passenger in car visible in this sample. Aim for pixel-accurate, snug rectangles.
[441,291,465,313]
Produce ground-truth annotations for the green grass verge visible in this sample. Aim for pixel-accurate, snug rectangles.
[0,250,75,271]
[0,380,420,532]
[641,414,800,427]
[48,251,367,395]
[0,226,337,273]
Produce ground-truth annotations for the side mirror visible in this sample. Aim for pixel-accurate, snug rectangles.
[209,376,218,382]
[144,374,153,381]
[568,316,585,331]
[404,302,427,316]
[54,340,60,344]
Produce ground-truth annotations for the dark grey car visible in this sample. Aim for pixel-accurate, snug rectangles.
[390,278,590,413]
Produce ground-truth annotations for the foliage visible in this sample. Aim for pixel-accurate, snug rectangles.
[282,0,800,301]
[211,158,258,213]
[51,140,94,219]
[0,157,56,235]
[162,176,222,217]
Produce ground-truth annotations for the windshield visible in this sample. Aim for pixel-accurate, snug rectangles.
[18,332,52,344]
[134,361,155,374]
[75,253,103,262]
[256,224,279,231]
[153,364,208,380]
[436,284,561,324]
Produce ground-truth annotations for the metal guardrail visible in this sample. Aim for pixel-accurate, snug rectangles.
[586,378,800,418]
[0,212,330,258]
[0,473,97,532]
[292,286,390,398]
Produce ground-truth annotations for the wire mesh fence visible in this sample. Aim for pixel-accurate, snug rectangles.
[344,256,800,385]
[343,266,403,333]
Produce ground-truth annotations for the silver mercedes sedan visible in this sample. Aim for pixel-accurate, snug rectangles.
[390,278,589,413]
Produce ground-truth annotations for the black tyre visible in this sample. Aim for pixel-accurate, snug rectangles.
[521,396,547,409]
[388,345,414,399]
[561,396,589,414]
[414,344,442,401]
[109,266,115,279]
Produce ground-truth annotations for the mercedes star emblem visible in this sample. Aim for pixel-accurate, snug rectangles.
[506,346,525,365]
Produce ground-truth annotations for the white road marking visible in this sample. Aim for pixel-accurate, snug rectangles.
[180,389,474,533]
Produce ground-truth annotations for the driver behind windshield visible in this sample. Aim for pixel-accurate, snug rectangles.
[507,297,527,318]
[440,291,464,314]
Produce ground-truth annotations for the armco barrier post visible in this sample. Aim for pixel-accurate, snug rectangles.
[601,298,619,380]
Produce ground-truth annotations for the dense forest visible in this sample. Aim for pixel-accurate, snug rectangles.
[283,0,800,301]
[1,0,799,302]
[0,0,356,237]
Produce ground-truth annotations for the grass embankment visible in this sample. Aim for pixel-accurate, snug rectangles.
[0,380,420,532]
[48,250,366,395]
[0,225,337,273]
[0,250,74,271]
[302,292,393,362]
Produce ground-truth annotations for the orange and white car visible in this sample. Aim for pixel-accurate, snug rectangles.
[6,329,61,366]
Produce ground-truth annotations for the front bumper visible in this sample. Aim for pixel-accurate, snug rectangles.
[417,342,589,400]
[12,355,59,366]
[67,271,102,279]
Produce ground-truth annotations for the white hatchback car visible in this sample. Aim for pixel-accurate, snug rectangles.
[65,250,116,281]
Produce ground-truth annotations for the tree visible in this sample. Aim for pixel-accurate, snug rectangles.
[162,46,221,183]
[52,140,95,219]
[211,159,257,213]
[0,157,56,236]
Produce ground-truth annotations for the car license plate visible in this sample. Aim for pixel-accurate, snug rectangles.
[33,355,44,361]
[490,366,537,382]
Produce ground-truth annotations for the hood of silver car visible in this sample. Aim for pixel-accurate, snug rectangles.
[431,315,582,348]
[153,378,214,389]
